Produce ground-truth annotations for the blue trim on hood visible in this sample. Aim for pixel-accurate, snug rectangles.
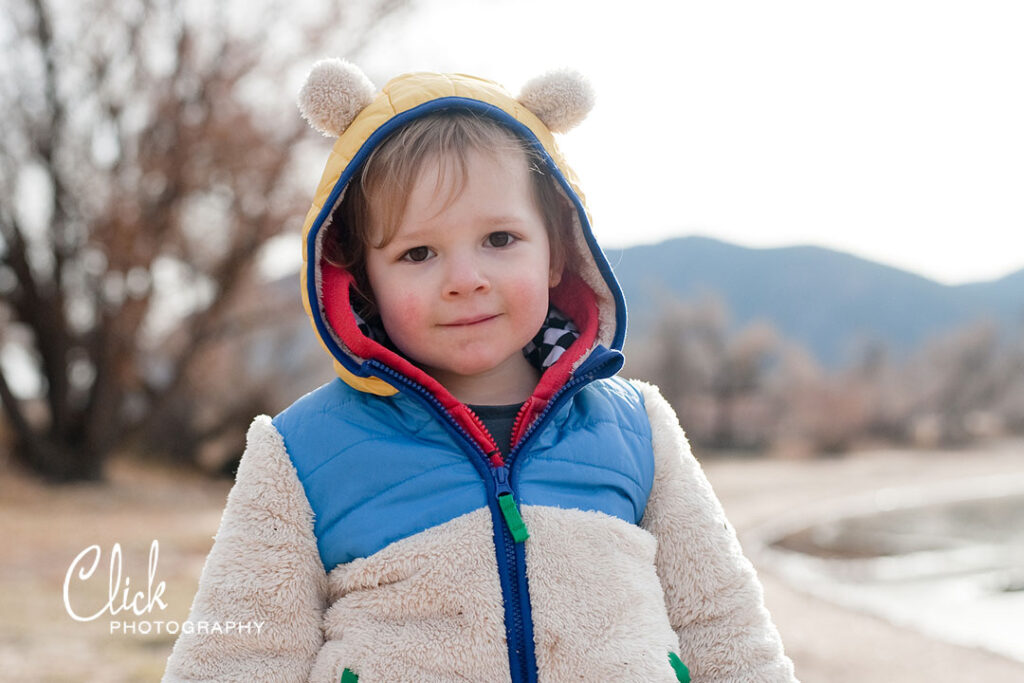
[304,97,628,380]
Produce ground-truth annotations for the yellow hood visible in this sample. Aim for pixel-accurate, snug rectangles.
[297,70,625,398]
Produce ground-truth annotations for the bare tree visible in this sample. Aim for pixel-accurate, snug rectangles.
[706,320,778,449]
[900,318,1019,446]
[764,343,874,456]
[625,293,781,450]
[0,0,409,481]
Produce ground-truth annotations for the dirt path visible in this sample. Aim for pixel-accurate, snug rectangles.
[702,438,1024,683]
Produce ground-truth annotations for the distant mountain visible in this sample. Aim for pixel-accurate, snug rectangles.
[606,235,1024,368]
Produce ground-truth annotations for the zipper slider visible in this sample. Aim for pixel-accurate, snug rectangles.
[493,466,529,543]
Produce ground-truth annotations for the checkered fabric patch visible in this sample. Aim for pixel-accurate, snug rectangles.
[523,305,580,370]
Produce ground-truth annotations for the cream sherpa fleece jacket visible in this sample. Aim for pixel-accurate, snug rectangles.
[163,380,795,682]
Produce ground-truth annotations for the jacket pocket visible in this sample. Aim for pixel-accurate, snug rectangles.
[668,652,690,682]
[340,668,358,683]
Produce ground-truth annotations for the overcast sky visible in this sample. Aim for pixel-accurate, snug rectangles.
[344,0,1024,286]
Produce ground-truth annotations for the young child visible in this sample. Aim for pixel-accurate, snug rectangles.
[163,62,797,682]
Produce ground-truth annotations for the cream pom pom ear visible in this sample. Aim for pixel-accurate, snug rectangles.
[517,69,595,133]
[297,59,376,137]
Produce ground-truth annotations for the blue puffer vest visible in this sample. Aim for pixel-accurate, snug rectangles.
[272,369,655,572]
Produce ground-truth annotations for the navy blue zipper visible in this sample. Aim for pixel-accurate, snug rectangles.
[493,466,532,682]
[365,348,621,682]
[494,347,622,682]
[364,361,535,680]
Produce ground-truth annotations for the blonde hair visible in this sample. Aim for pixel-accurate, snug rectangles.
[323,111,574,319]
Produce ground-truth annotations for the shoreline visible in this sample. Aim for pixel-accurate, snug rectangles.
[703,439,1024,682]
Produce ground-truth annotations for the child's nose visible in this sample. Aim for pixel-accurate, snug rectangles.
[443,253,489,297]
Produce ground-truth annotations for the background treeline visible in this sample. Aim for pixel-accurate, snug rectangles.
[623,293,1024,457]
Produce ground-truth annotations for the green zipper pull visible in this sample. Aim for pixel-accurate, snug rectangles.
[498,492,529,542]
[668,652,690,683]
[493,465,529,542]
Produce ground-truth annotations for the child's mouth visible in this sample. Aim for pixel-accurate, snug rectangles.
[441,314,499,327]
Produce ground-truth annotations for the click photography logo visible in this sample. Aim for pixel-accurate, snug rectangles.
[63,539,264,636]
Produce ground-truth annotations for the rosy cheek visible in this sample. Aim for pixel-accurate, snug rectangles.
[513,274,550,299]
[394,295,427,326]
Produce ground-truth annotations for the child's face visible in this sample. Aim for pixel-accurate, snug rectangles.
[365,147,561,403]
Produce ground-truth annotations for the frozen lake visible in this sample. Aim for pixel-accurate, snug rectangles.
[755,473,1024,663]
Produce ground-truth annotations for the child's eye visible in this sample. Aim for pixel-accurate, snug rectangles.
[400,246,434,262]
[486,231,517,248]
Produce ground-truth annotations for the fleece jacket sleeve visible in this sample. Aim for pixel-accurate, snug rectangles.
[630,380,798,683]
[162,415,328,683]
